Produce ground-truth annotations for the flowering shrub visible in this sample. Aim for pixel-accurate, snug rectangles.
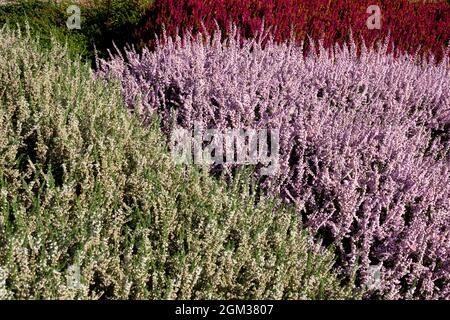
[0,26,358,300]
[135,0,450,62]
[97,28,450,299]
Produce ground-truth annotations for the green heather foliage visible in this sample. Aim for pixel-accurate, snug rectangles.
[0,26,358,300]
[0,0,151,62]
[0,0,90,59]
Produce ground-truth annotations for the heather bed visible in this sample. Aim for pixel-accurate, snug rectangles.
[0,26,359,300]
[96,28,450,299]
[0,0,448,301]
[135,0,450,62]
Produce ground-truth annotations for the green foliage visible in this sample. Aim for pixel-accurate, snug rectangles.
[0,0,151,63]
[0,26,360,300]
[0,0,90,59]
[77,0,153,60]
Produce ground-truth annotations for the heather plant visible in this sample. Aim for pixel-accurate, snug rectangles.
[135,0,450,62]
[0,25,358,300]
[0,0,152,63]
[96,27,450,299]
[0,0,91,59]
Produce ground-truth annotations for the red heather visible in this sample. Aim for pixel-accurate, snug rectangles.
[96,28,450,299]
[135,0,450,61]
